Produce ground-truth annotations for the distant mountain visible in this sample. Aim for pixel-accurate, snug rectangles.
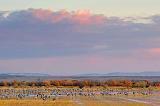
[74,73,102,76]
[0,73,50,77]
[0,72,160,77]
[75,71,160,76]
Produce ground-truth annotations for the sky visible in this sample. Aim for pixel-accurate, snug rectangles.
[1,0,160,17]
[0,1,160,75]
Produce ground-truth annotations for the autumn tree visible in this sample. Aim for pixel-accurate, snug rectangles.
[12,80,19,88]
[123,80,132,88]
[43,80,51,87]
[0,81,8,86]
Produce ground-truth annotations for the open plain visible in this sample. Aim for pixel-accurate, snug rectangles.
[0,87,159,106]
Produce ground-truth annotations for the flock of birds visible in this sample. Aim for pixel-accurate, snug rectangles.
[0,88,153,100]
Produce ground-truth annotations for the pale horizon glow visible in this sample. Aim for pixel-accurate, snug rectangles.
[1,0,160,17]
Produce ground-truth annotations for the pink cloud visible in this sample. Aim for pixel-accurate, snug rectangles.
[86,56,104,65]
[32,9,53,21]
[148,48,160,54]
[72,10,105,24]
[31,9,105,24]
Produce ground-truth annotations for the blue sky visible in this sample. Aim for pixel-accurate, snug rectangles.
[0,1,160,75]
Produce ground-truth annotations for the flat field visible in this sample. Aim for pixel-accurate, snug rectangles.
[0,96,154,106]
[0,87,159,106]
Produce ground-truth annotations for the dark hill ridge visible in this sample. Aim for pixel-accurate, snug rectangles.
[75,71,160,76]
[0,73,50,77]
[0,72,160,82]
[1,71,160,77]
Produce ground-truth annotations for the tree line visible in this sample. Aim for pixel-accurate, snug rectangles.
[0,80,160,88]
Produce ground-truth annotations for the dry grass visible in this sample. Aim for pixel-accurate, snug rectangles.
[73,96,151,106]
[0,95,152,106]
[83,102,150,106]
[0,98,152,106]
[0,97,76,106]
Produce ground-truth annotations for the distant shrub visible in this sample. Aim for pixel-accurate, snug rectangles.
[0,79,159,88]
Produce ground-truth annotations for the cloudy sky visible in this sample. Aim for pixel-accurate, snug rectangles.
[0,1,160,75]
